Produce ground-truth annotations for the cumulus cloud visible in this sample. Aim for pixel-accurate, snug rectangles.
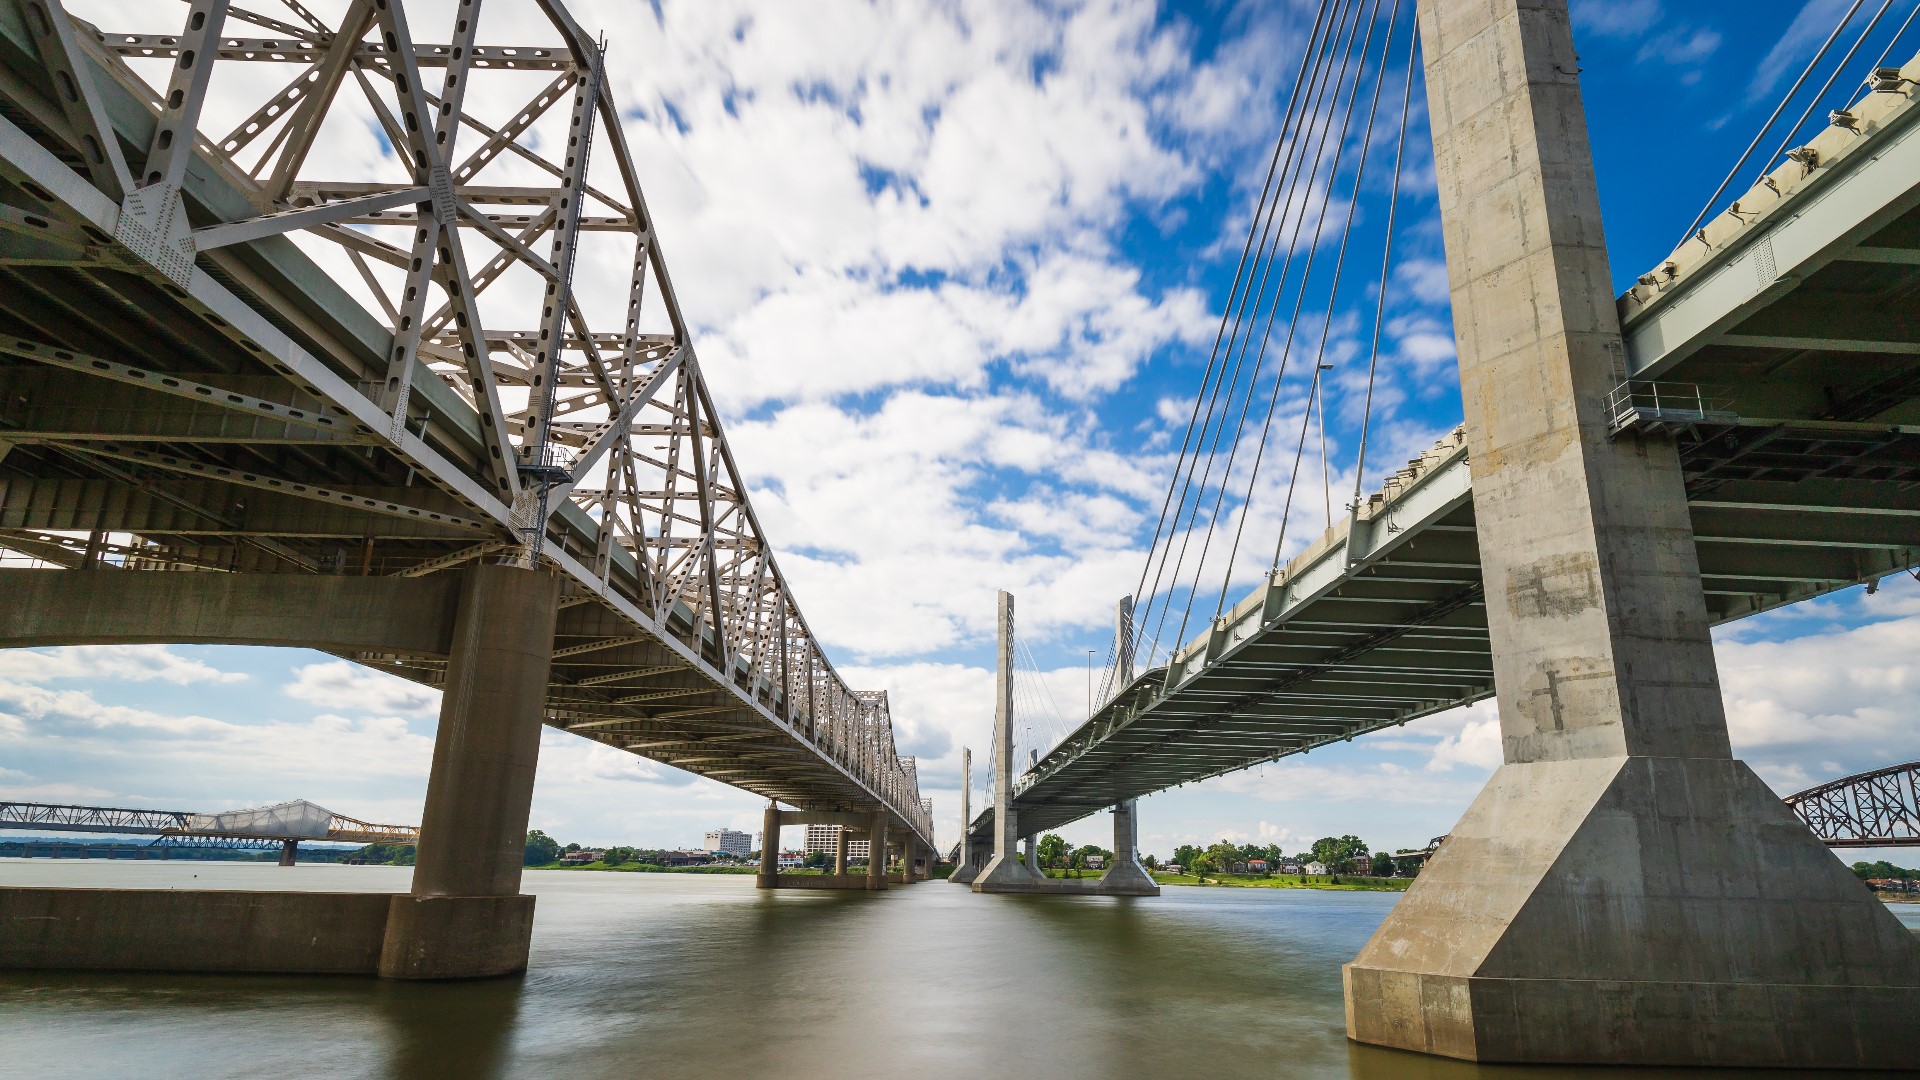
[0,645,246,686]
[284,661,441,718]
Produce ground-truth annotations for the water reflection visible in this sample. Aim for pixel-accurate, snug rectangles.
[0,862,1913,1080]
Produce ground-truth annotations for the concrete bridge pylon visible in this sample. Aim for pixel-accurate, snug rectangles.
[1342,0,1920,1067]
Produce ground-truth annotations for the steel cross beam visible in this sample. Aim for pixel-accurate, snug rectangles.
[0,0,933,847]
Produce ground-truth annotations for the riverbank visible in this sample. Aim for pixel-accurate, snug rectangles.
[1149,871,1411,892]
[533,861,755,874]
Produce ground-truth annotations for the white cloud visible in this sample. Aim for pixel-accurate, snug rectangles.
[1572,0,1665,39]
[284,661,441,718]
[0,645,246,686]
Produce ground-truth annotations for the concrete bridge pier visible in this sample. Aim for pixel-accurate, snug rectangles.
[866,812,889,891]
[1343,0,1920,1066]
[834,827,850,876]
[1095,800,1158,896]
[278,839,298,867]
[379,563,559,980]
[972,591,1040,891]
[950,748,977,884]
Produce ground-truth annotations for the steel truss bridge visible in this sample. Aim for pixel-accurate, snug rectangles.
[1787,761,1920,848]
[972,42,1920,844]
[0,0,930,848]
[0,799,419,845]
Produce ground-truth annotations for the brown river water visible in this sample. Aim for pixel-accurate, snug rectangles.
[1,860,1914,1080]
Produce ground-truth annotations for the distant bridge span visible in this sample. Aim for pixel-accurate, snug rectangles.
[1786,761,1920,848]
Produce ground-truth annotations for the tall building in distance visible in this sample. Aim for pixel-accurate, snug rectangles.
[801,824,868,861]
[705,828,752,857]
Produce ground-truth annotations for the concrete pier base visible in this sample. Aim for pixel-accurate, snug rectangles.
[1095,799,1158,896]
[378,894,536,980]
[0,887,393,974]
[949,840,990,885]
[1345,757,1920,1066]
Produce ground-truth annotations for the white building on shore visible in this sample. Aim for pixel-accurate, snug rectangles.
[705,828,752,857]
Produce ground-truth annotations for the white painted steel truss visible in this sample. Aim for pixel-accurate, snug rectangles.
[0,0,930,844]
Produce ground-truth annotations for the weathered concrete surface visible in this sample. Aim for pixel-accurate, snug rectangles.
[1095,800,1159,896]
[0,569,460,655]
[866,812,889,891]
[408,564,559,900]
[383,564,557,978]
[950,839,991,885]
[378,894,535,980]
[1346,0,1920,1066]
[0,887,392,974]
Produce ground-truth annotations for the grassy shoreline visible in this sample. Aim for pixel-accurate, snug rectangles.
[1150,871,1411,892]
[532,861,756,874]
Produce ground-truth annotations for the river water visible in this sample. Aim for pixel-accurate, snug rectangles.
[1,861,1915,1080]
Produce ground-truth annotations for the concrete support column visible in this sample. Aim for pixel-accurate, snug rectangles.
[1095,799,1157,895]
[833,827,849,877]
[865,812,888,891]
[972,590,1031,891]
[1022,834,1044,880]
[277,839,297,867]
[949,747,974,884]
[379,563,558,980]
[1344,1,1920,1066]
[756,803,780,889]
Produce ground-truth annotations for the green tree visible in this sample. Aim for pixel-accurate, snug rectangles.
[1309,835,1369,875]
[602,846,637,866]
[1189,854,1215,879]
[1370,851,1396,877]
[1205,840,1243,874]
[1142,853,1158,870]
[1037,833,1069,870]
[524,830,561,866]
[804,850,829,869]
[1173,844,1200,869]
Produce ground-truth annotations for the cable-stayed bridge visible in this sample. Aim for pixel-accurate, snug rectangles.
[958,0,1920,1066]
[969,0,1919,847]
[0,0,932,980]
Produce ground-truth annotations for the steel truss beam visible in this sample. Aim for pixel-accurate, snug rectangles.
[0,0,931,845]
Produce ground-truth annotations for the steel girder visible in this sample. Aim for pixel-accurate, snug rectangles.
[0,0,930,845]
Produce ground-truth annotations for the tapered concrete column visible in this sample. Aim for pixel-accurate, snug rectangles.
[278,839,298,867]
[380,563,558,980]
[756,803,780,889]
[1095,799,1158,895]
[865,813,888,891]
[1344,2,1920,1066]
[973,591,1032,890]
[833,827,849,876]
[1022,835,1044,880]
[949,748,973,883]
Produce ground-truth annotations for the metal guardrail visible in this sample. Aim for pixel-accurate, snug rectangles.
[1607,380,1739,436]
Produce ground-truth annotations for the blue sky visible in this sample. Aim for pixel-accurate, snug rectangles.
[6,0,1918,863]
